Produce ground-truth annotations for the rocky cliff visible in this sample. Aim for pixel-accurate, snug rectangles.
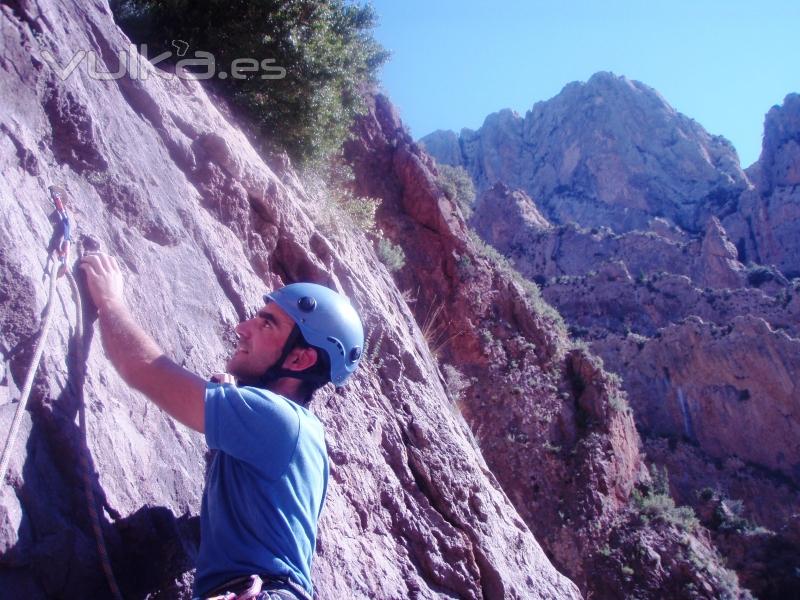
[723,93,800,277]
[421,72,748,235]
[345,95,750,600]
[479,192,800,598]
[422,74,800,598]
[422,73,800,279]
[0,1,586,597]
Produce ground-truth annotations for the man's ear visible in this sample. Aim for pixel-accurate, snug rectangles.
[284,347,318,372]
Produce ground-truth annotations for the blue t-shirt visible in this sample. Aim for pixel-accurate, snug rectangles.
[193,384,329,597]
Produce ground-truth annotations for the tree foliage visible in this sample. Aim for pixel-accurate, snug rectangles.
[113,0,388,164]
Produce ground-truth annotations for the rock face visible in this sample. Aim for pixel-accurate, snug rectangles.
[695,217,745,288]
[723,94,800,277]
[485,195,800,490]
[345,94,750,600]
[470,182,551,252]
[607,315,800,482]
[492,207,800,598]
[647,439,800,600]
[421,72,748,234]
[426,75,800,280]
[0,2,584,598]
[439,74,800,597]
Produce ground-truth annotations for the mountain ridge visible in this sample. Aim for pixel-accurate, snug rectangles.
[421,71,800,598]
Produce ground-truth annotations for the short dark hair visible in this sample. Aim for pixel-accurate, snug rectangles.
[293,333,331,403]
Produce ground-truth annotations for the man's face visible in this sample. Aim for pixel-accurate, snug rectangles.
[226,301,296,379]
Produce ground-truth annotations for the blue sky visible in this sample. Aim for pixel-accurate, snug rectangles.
[370,0,799,167]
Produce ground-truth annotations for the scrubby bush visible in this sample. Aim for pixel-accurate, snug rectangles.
[325,160,381,231]
[338,195,381,231]
[112,0,388,164]
[437,164,476,217]
[633,465,699,532]
[608,392,630,414]
[696,488,770,535]
[745,262,790,288]
[626,331,649,349]
[747,265,778,287]
[632,489,698,531]
[376,237,406,272]
[303,158,380,233]
[442,363,471,402]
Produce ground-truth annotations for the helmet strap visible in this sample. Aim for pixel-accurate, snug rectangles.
[257,325,328,388]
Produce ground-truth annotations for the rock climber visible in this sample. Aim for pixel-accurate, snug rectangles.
[79,252,364,600]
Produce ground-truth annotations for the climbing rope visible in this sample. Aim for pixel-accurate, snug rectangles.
[0,185,73,481]
[65,257,124,600]
[0,252,60,484]
[0,187,123,599]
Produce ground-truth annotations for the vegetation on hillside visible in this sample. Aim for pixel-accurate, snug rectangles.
[437,164,476,217]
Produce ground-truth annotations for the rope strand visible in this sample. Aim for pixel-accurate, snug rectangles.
[65,267,124,600]
[2,188,124,597]
[0,256,60,484]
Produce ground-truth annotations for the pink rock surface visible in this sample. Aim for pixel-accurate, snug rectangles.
[346,94,749,600]
[471,183,552,253]
[724,94,800,276]
[0,2,580,597]
[425,70,800,598]
[610,315,800,483]
[422,72,748,235]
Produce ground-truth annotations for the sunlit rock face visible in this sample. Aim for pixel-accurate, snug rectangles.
[0,1,587,599]
[470,182,552,252]
[423,72,800,599]
[421,71,748,234]
[723,93,800,278]
[346,94,752,600]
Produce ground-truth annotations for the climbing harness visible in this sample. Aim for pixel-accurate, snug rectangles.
[206,574,264,600]
[0,186,123,599]
[204,574,313,600]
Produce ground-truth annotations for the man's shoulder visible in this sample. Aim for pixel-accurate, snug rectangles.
[235,386,324,433]
[206,384,298,435]
[210,384,290,408]
[233,387,327,466]
[235,385,285,404]
[237,386,304,415]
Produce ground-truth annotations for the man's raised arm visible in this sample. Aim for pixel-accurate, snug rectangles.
[80,253,206,433]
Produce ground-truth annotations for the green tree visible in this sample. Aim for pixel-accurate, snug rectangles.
[113,0,388,164]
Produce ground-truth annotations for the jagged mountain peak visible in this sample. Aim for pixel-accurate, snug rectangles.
[421,71,748,234]
[759,92,800,190]
[722,91,800,276]
[547,70,672,109]
[430,72,800,600]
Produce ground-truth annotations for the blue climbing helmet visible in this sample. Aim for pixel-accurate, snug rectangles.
[265,283,364,386]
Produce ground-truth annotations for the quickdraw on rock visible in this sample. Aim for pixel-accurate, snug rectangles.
[0,186,123,600]
[49,185,71,277]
